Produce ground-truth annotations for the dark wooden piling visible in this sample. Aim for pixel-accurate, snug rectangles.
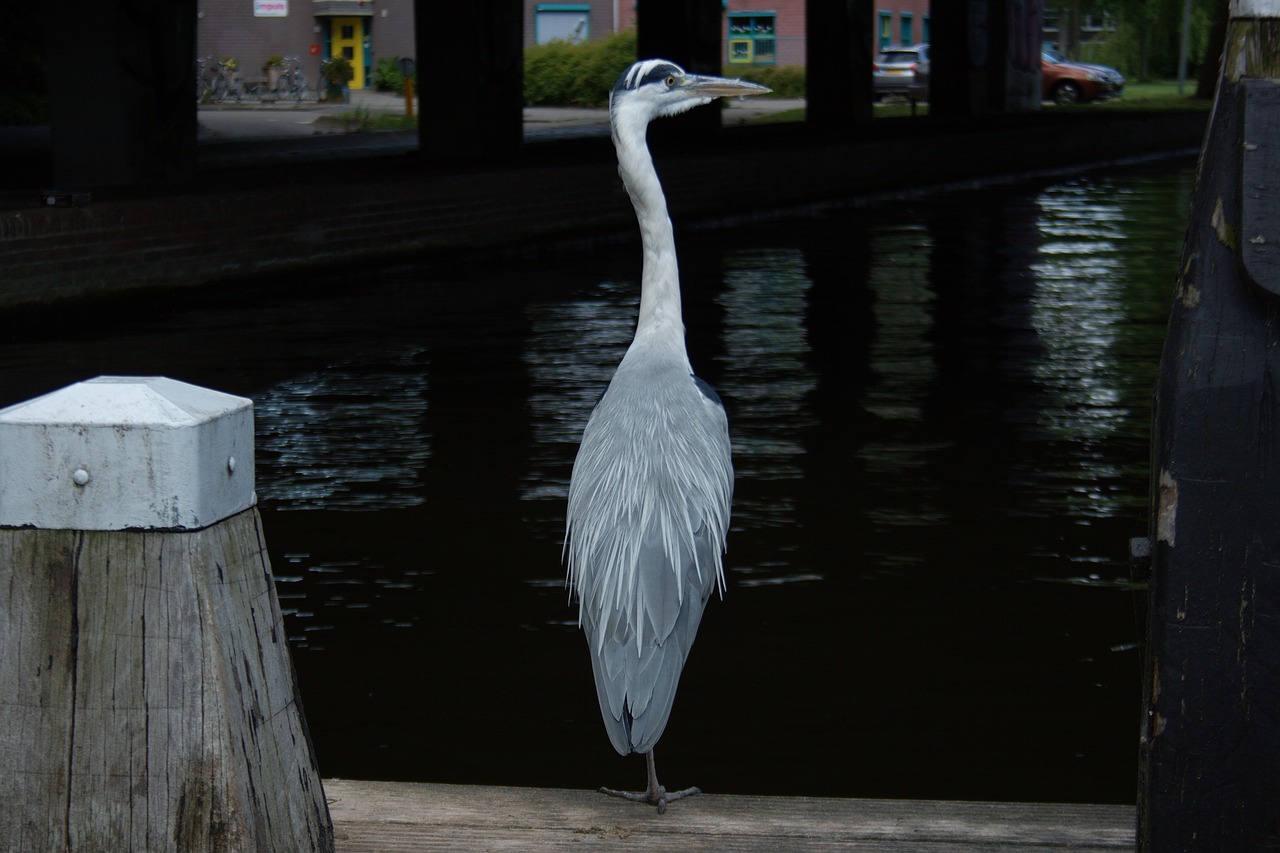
[1140,3,1280,849]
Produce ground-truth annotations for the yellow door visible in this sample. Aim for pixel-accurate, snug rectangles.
[331,17,365,89]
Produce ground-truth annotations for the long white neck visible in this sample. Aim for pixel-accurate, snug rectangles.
[612,109,687,360]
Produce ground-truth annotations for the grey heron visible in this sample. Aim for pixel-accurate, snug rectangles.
[564,59,769,813]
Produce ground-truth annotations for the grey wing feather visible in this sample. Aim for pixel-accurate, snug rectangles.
[566,367,732,755]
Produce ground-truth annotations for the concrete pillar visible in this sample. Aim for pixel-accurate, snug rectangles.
[930,0,1043,117]
[41,3,198,188]
[0,377,333,852]
[414,0,522,160]
[805,0,874,132]
[635,0,724,146]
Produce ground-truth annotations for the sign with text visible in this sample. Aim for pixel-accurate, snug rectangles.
[254,0,288,17]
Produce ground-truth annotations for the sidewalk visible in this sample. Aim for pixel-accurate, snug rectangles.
[195,88,804,142]
[189,89,803,167]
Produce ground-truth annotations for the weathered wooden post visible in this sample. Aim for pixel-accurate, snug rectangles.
[1140,1,1280,849]
[0,376,333,852]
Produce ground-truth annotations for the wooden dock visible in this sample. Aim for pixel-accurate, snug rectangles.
[324,779,1136,852]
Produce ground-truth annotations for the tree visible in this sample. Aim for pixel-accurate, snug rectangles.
[1195,0,1229,98]
[1083,0,1217,81]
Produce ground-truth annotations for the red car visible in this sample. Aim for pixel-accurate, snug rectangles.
[1041,47,1125,104]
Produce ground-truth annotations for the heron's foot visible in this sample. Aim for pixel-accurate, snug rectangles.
[599,784,701,815]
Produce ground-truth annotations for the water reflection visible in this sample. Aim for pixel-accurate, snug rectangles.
[863,227,936,423]
[0,158,1196,804]
[521,279,636,504]
[1034,182,1129,439]
[256,347,430,510]
[717,248,818,585]
[1032,181,1133,524]
[856,226,950,548]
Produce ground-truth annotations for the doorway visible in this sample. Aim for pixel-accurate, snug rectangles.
[330,17,366,89]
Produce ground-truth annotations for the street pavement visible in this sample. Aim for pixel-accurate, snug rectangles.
[0,90,804,189]
[197,88,803,142]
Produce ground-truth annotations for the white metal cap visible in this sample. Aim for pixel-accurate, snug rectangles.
[0,376,255,530]
[1232,0,1280,17]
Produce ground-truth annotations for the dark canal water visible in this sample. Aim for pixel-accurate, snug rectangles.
[0,155,1196,805]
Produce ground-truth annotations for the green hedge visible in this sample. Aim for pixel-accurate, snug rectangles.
[372,56,416,95]
[523,29,798,106]
[732,64,804,98]
[524,30,638,107]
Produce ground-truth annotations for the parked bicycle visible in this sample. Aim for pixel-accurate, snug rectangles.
[196,56,241,104]
[273,56,308,102]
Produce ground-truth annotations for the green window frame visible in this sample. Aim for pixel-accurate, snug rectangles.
[727,12,776,65]
[534,4,591,44]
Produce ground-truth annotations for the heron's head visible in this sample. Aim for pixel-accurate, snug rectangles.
[609,59,770,127]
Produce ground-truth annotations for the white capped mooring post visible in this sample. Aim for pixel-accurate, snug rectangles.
[0,376,334,852]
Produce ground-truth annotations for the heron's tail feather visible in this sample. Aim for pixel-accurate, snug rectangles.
[584,525,718,755]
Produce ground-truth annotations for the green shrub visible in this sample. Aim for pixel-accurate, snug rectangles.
[524,29,637,106]
[732,65,804,98]
[373,56,415,94]
[523,29,801,105]
[322,56,354,86]
[0,92,47,125]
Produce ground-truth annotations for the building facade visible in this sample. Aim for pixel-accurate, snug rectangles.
[197,0,416,92]
[875,0,932,50]
[198,0,936,89]
[528,2,933,68]
[524,2,618,46]
[609,0,809,66]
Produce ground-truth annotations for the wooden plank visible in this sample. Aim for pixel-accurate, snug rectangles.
[0,513,333,852]
[0,528,77,852]
[325,780,1135,852]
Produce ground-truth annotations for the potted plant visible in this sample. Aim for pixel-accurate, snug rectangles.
[263,54,285,87]
[322,56,354,103]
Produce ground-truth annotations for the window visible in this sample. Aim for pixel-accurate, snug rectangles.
[727,12,776,65]
[535,4,590,44]
[877,11,892,49]
[899,12,913,45]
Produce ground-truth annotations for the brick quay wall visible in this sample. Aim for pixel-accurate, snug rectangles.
[0,111,1206,309]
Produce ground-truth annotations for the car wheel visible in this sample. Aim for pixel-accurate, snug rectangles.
[1053,80,1083,105]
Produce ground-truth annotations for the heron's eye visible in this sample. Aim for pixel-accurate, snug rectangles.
[665,75,676,87]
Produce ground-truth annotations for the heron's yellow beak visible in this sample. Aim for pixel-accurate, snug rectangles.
[682,75,771,99]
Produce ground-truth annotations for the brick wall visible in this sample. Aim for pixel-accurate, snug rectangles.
[524,1,618,47]
[197,0,418,92]
[0,112,1205,309]
[197,7,322,90]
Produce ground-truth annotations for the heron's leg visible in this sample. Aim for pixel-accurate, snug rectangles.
[599,749,701,814]
[646,749,701,813]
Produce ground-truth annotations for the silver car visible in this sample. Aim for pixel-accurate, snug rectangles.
[873,44,930,103]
